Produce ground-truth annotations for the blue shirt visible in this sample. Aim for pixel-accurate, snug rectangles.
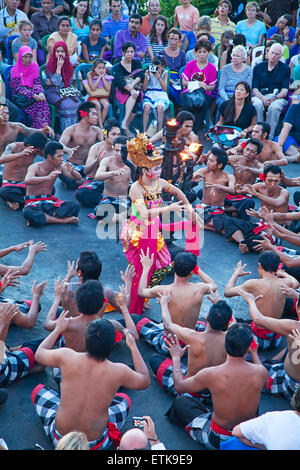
[236,19,267,45]
[267,25,296,43]
[102,13,129,39]
[81,35,107,61]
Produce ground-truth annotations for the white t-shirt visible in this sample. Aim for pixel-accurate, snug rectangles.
[240,410,300,450]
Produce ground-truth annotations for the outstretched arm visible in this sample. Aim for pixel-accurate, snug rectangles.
[224,261,252,298]
[12,280,47,329]
[0,241,47,276]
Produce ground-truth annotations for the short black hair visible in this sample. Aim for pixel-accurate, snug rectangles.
[258,250,280,273]
[194,39,211,52]
[76,280,104,316]
[129,13,142,24]
[176,110,195,125]
[256,121,270,138]
[122,41,136,52]
[282,14,293,27]
[264,164,282,177]
[211,146,228,169]
[225,323,253,357]
[208,301,232,331]
[113,136,127,146]
[174,252,197,277]
[104,117,120,135]
[86,318,116,361]
[245,138,263,155]
[44,141,63,159]
[90,19,102,29]
[24,132,48,150]
[58,16,71,27]
[77,102,96,121]
[77,251,102,282]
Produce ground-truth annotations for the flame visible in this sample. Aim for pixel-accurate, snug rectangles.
[188,143,202,153]
[167,119,178,126]
[179,152,190,161]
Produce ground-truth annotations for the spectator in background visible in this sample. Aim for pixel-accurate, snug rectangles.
[118,416,166,450]
[267,14,296,45]
[140,0,161,37]
[186,31,218,70]
[219,33,248,69]
[216,29,235,61]
[0,0,28,41]
[70,0,92,42]
[31,0,59,65]
[162,28,186,108]
[288,29,300,65]
[47,16,80,66]
[12,19,37,63]
[102,0,129,43]
[210,0,236,45]
[252,42,290,139]
[217,45,252,109]
[90,0,128,20]
[236,2,267,48]
[145,15,169,63]
[276,93,300,162]
[258,0,298,28]
[113,13,147,62]
[81,19,107,62]
[56,431,89,450]
[173,0,199,52]
[29,0,63,15]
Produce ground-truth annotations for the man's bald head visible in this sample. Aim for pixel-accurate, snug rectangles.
[268,43,283,64]
[118,428,148,450]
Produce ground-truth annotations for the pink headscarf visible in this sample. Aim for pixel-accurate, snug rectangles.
[11,46,40,88]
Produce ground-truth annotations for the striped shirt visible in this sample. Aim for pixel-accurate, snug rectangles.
[102,13,129,39]
[146,35,169,59]
[210,17,236,45]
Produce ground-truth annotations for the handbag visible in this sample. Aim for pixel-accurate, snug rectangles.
[183,87,206,109]
[57,86,81,99]
[206,125,242,148]
[12,93,35,108]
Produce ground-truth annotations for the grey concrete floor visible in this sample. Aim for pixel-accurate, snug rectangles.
[0,135,299,451]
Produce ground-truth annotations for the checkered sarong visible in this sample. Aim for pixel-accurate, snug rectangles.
[0,349,33,386]
[31,384,131,450]
[185,413,232,450]
[251,322,281,351]
[136,317,207,356]
[264,362,299,400]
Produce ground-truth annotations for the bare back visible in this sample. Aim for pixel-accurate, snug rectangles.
[187,330,227,377]
[243,277,286,319]
[2,143,35,181]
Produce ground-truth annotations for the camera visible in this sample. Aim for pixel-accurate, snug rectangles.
[132,417,145,429]
[148,64,158,73]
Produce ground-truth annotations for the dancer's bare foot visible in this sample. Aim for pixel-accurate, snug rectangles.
[64,216,79,224]
[6,201,20,211]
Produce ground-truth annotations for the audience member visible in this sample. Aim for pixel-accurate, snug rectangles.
[236,1,267,48]
[145,14,168,63]
[210,0,236,45]
[0,0,29,41]
[12,19,37,63]
[113,13,147,62]
[47,16,79,65]
[139,0,161,37]
[31,0,59,65]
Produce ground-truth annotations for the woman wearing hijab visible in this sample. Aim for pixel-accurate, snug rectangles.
[10,46,51,129]
[45,41,81,132]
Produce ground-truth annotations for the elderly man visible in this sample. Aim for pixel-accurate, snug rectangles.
[139,0,161,36]
[252,43,291,140]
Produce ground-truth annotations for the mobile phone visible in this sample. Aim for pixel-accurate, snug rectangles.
[148,65,158,73]
[132,417,144,429]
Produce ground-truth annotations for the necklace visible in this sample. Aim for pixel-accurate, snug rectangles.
[139,178,160,201]
[77,16,85,29]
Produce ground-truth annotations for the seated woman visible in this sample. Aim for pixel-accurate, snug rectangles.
[180,39,217,133]
[236,1,266,48]
[45,41,81,132]
[47,16,79,66]
[215,29,234,62]
[276,84,300,162]
[113,41,144,138]
[81,19,107,62]
[216,81,256,139]
[70,0,92,42]
[145,15,169,63]
[162,28,186,107]
[186,31,218,69]
[217,45,252,109]
[10,46,50,129]
[12,19,37,64]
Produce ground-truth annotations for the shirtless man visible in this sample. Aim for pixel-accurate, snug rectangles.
[59,102,104,189]
[227,138,263,189]
[238,288,300,401]
[149,292,233,396]
[224,251,299,350]
[31,315,150,449]
[243,165,290,215]
[150,110,198,146]
[75,119,121,208]
[134,250,217,356]
[166,323,268,450]
[228,122,288,168]
[95,136,131,223]
[0,132,48,210]
[23,141,81,227]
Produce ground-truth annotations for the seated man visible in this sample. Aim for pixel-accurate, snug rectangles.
[150,292,233,396]
[31,316,150,450]
[276,98,300,163]
[133,250,217,356]
[0,132,48,211]
[23,141,80,227]
[238,288,300,401]
[139,0,161,37]
[252,43,291,140]
[31,0,60,64]
[229,122,288,167]
[102,0,129,44]
[113,13,147,62]
[0,0,29,41]
[166,323,268,450]
[150,110,199,147]
[266,14,296,45]
[224,252,299,350]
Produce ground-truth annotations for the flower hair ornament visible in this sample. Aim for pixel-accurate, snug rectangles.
[79,110,89,118]
[259,173,266,181]
[126,132,163,168]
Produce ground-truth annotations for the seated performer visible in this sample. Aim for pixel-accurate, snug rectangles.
[150,291,233,395]
[22,141,81,227]
[224,252,299,350]
[31,317,150,450]
[0,132,48,211]
[120,132,202,315]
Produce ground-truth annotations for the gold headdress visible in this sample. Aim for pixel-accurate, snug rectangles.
[126,132,163,168]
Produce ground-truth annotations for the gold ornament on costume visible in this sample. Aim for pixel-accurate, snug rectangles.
[126,132,163,168]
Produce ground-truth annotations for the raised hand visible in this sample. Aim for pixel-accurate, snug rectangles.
[0,270,21,293]
[234,260,251,277]
[14,240,33,252]
[164,334,189,358]
[139,248,154,271]
[32,279,48,297]
[29,241,48,254]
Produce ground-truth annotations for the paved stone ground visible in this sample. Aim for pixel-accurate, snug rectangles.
[0,134,298,451]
